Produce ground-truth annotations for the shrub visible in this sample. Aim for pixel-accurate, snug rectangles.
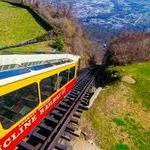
[19,0,102,67]
[52,36,64,51]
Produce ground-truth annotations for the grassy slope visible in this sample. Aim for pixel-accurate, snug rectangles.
[0,1,51,53]
[116,63,150,108]
[83,62,150,150]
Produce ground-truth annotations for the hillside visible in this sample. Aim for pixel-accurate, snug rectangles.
[0,1,52,53]
[104,33,150,65]
[81,31,150,149]
[0,1,100,66]
[81,62,150,150]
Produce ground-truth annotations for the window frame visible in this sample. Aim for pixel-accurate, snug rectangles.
[58,69,69,89]
[40,74,58,102]
[69,66,76,81]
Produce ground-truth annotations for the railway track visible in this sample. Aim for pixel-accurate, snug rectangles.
[18,69,96,150]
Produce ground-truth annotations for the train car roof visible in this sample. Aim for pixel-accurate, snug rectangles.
[0,54,80,86]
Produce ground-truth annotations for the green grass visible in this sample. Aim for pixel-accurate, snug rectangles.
[114,116,150,149]
[83,83,119,149]
[124,117,150,150]
[83,108,117,149]
[0,41,52,54]
[83,62,150,150]
[0,1,50,53]
[108,62,150,108]
[112,144,130,150]
[113,117,126,126]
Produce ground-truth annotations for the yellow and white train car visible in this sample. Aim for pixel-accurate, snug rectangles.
[0,54,80,150]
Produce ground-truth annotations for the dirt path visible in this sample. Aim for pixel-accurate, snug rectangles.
[71,138,100,150]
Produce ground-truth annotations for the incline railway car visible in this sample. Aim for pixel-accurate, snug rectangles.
[0,54,80,150]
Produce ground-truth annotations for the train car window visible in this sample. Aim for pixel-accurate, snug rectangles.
[59,70,69,88]
[0,83,39,129]
[40,74,58,101]
[69,67,75,80]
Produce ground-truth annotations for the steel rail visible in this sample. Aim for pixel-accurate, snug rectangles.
[42,76,95,150]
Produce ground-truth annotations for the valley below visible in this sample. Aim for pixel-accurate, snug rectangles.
[50,0,150,43]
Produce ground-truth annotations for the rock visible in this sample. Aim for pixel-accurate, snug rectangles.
[121,76,136,84]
